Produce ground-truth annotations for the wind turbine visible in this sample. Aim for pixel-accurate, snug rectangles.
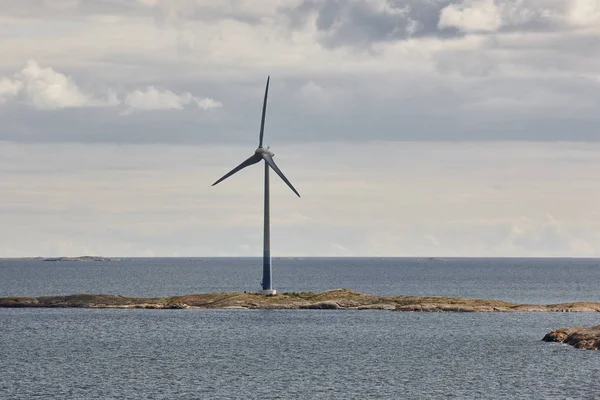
[212,76,300,295]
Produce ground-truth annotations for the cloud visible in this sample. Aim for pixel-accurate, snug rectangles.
[297,80,348,112]
[438,0,600,34]
[439,0,502,33]
[0,78,23,103]
[0,1,598,258]
[283,0,600,50]
[134,0,295,25]
[0,60,118,109]
[286,0,455,48]
[196,97,223,111]
[497,214,597,257]
[568,0,600,26]
[0,61,222,116]
[123,86,222,114]
[0,141,597,256]
[0,0,599,144]
[18,60,119,109]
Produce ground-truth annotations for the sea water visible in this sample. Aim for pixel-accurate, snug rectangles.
[1,258,599,399]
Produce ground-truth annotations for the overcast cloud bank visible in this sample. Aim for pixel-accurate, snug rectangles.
[0,1,598,256]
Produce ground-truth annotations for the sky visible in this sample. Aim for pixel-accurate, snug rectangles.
[0,0,599,257]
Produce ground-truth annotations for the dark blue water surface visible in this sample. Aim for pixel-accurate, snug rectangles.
[1,258,600,399]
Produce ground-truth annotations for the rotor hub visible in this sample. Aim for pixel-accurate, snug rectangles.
[256,147,275,157]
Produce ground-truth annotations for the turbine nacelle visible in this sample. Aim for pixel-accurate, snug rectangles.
[255,147,275,157]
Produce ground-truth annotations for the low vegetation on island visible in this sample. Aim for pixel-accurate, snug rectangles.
[2,289,600,313]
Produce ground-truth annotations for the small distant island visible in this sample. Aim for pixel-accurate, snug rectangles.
[2,289,600,313]
[42,256,119,262]
[543,326,600,350]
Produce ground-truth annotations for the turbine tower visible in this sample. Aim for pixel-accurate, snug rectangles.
[212,76,300,295]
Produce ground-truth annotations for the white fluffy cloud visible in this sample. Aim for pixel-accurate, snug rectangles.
[0,61,222,114]
[0,78,22,103]
[439,0,502,33]
[0,60,118,109]
[439,0,600,33]
[196,97,223,111]
[17,60,118,109]
[123,86,222,114]
[568,0,600,26]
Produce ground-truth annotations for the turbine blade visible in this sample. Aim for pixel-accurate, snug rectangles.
[258,76,270,148]
[262,153,300,197]
[212,154,261,186]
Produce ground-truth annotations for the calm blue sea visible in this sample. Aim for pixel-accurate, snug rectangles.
[1,258,600,399]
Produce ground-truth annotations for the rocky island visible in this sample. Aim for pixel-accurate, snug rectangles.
[42,256,119,262]
[543,326,600,350]
[2,289,600,312]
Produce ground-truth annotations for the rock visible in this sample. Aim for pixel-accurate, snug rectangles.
[542,327,579,342]
[336,300,361,308]
[395,303,512,312]
[0,297,39,307]
[164,303,189,309]
[543,326,600,350]
[357,304,396,310]
[509,305,547,312]
[300,301,340,310]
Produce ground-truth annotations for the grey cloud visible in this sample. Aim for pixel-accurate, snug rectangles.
[434,30,600,80]
[285,0,600,49]
[285,0,456,48]
[2,73,599,145]
[3,0,593,50]
[1,1,600,145]
[494,0,567,32]
[435,50,497,77]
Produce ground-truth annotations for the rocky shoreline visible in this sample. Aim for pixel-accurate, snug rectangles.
[41,256,118,262]
[2,289,600,312]
[543,326,600,350]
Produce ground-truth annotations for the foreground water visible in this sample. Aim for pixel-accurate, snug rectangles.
[1,258,599,399]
